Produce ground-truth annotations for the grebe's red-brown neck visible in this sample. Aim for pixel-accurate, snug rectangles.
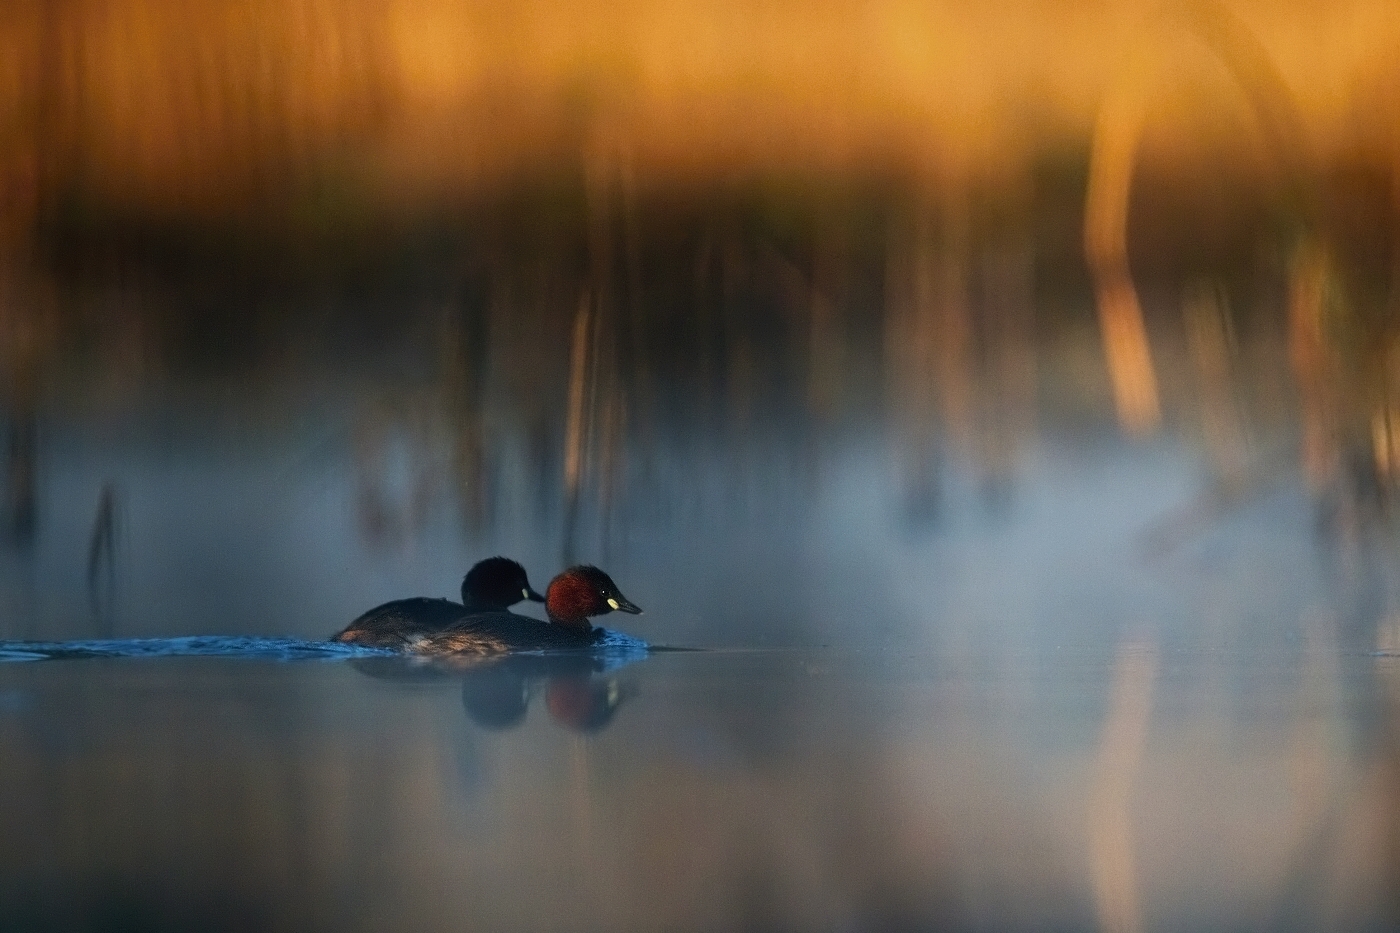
[545,565,643,629]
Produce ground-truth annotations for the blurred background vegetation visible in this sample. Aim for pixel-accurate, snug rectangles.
[0,0,1393,641]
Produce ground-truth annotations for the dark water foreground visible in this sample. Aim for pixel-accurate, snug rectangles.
[2,644,1399,932]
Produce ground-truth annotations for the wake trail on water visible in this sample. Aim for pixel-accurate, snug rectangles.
[0,637,402,662]
[0,630,653,662]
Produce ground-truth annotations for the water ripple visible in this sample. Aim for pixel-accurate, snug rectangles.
[0,637,398,662]
[0,631,653,663]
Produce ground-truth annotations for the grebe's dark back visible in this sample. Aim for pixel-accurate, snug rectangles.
[333,557,545,649]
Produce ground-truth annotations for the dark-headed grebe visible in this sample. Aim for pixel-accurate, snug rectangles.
[412,565,642,655]
[460,556,546,611]
[333,556,545,648]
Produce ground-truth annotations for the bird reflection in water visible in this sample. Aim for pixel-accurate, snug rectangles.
[351,652,642,734]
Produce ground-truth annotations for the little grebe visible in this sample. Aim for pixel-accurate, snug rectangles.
[411,565,642,655]
[332,556,545,648]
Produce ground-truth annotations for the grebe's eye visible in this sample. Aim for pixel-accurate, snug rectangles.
[607,598,620,610]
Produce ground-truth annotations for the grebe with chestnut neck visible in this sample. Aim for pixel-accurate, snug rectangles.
[332,556,545,649]
[410,565,642,655]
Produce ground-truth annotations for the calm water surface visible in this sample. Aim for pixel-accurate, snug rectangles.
[2,644,1399,931]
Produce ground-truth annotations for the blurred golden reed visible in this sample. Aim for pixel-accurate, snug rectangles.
[0,0,1394,536]
[0,0,1393,213]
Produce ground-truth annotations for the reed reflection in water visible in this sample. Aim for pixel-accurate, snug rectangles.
[0,0,1391,649]
[0,155,1396,649]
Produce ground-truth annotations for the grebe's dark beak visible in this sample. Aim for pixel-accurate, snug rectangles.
[523,586,546,603]
[607,594,643,615]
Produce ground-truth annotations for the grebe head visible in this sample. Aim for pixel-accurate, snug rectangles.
[461,557,545,612]
[545,565,642,629]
